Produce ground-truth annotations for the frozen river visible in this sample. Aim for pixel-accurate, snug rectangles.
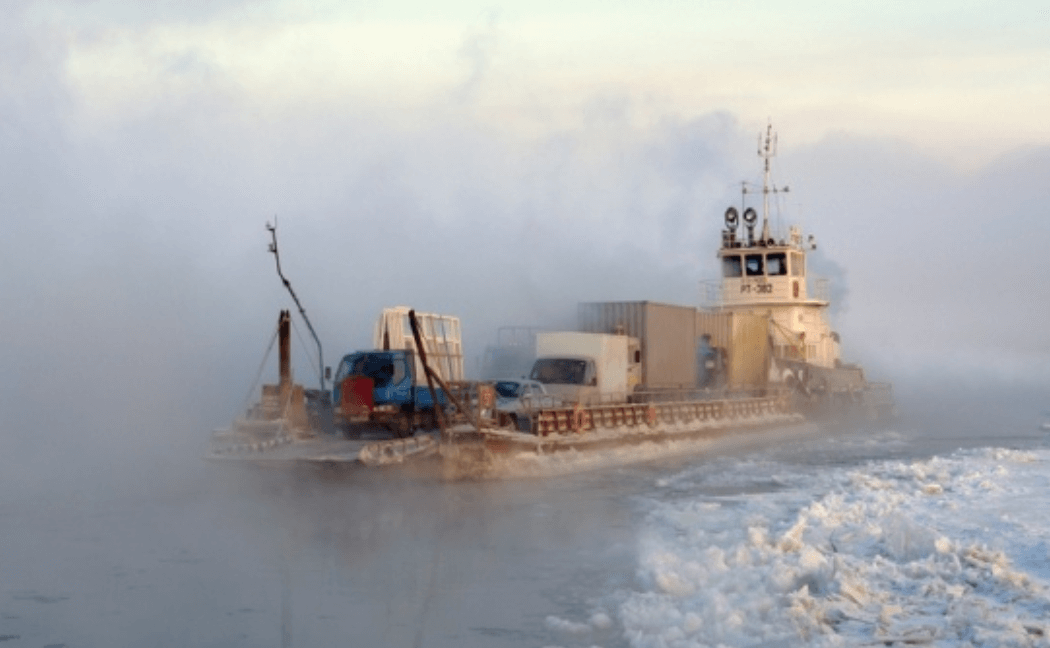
[2,385,1049,648]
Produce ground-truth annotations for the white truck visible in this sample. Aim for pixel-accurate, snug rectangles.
[528,332,640,405]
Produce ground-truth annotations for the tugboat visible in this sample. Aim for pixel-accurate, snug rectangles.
[702,123,894,420]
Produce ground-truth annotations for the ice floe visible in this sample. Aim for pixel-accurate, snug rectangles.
[547,447,1050,647]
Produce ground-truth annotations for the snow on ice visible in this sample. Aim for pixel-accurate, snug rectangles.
[546,447,1050,647]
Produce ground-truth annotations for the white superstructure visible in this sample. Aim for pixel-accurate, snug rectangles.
[708,124,843,375]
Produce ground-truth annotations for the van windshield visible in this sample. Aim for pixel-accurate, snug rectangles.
[530,359,589,385]
[494,381,522,398]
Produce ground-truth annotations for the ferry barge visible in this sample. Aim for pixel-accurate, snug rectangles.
[207,125,892,476]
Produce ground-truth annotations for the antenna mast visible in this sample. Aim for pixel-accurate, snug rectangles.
[759,123,776,243]
[267,219,325,392]
[750,121,790,244]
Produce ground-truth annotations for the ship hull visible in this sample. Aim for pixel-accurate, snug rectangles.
[207,393,810,479]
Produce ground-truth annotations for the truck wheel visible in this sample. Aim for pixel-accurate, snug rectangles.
[393,413,413,438]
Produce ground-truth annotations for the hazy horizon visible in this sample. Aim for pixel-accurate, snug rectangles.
[3,1,1048,486]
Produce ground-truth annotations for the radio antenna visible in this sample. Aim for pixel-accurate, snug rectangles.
[757,121,789,244]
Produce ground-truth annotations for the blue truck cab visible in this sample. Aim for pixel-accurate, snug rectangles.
[332,349,448,416]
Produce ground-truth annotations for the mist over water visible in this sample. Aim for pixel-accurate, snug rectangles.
[4,377,1048,646]
[1,451,642,647]
[3,3,1050,646]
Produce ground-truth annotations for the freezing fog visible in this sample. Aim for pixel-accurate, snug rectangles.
[3,388,1050,647]
[3,2,1050,647]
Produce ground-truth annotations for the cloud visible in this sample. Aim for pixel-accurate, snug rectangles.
[451,10,502,104]
[1,11,751,480]
[782,132,1050,381]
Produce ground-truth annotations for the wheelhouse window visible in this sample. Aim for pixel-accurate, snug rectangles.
[722,255,742,278]
[745,254,764,276]
[791,252,804,277]
[766,252,787,276]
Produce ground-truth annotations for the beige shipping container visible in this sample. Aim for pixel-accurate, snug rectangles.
[695,310,771,390]
[578,301,698,389]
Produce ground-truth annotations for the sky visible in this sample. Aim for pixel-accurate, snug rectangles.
[2,0,1049,472]
[23,0,1050,168]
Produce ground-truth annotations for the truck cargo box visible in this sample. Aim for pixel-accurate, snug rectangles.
[373,306,464,385]
[695,310,771,391]
[532,331,635,404]
[578,301,698,390]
